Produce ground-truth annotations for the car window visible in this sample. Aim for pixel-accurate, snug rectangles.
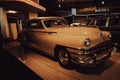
[44,20,56,28]
[28,20,43,29]
[44,18,68,28]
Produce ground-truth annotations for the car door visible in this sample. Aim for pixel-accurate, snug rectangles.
[25,19,55,56]
[25,19,41,42]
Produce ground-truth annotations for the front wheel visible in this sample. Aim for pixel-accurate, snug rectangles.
[57,49,71,68]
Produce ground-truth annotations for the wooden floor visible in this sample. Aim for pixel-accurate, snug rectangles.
[6,41,120,80]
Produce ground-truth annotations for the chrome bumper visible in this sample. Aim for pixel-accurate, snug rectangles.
[68,41,113,67]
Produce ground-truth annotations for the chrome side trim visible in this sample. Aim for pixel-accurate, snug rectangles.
[23,29,57,34]
[56,44,82,50]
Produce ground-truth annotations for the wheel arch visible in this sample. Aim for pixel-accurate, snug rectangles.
[54,45,67,58]
[54,44,72,68]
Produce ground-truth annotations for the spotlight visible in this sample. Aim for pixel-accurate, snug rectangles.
[101,1,105,4]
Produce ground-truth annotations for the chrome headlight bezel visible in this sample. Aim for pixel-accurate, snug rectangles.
[108,34,111,38]
[84,38,91,46]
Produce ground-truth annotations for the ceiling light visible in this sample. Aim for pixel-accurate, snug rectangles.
[7,10,18,14]
[58,4,61,8]
[101,1,105,4]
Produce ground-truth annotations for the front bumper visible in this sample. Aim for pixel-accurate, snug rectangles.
[69,40,113,67]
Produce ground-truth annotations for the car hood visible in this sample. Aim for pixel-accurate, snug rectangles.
[44,27,110,49]
[46,27,99,35]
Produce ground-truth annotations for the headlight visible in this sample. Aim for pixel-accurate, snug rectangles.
[84,38,91,46]
[108,34,111,38]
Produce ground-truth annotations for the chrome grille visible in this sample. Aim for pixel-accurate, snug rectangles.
[85,40,112,56]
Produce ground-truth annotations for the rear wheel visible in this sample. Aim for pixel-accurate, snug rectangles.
[18,33,28,55]
[18,33,26,43]
[57,49,71,68]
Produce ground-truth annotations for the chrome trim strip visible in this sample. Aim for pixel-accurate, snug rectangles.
[24,29,57,34]
[56,44,82,50]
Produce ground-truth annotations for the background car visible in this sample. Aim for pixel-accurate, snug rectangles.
[70,22,87,27]
[88,16,120,48]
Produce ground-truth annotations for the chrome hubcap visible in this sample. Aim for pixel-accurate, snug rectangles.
[58,50,69,65]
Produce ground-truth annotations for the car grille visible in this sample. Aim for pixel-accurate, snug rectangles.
[84,40,112,58]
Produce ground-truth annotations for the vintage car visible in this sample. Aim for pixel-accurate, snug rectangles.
[18,17,116,68]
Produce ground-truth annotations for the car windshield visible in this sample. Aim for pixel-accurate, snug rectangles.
[96,19,107,26]
[44,18,68,28]
[88,19,106,26]
[85,19,98,28]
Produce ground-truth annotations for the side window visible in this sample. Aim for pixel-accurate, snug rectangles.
[30,20,39,28]
[29,20,43,29]
[44,20,56,28]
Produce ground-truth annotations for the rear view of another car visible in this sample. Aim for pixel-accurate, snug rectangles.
[98,17,120,47]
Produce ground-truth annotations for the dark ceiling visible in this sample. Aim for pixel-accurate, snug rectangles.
[39,0,120,16]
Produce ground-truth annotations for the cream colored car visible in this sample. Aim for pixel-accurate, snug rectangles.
[18,17,116,68]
